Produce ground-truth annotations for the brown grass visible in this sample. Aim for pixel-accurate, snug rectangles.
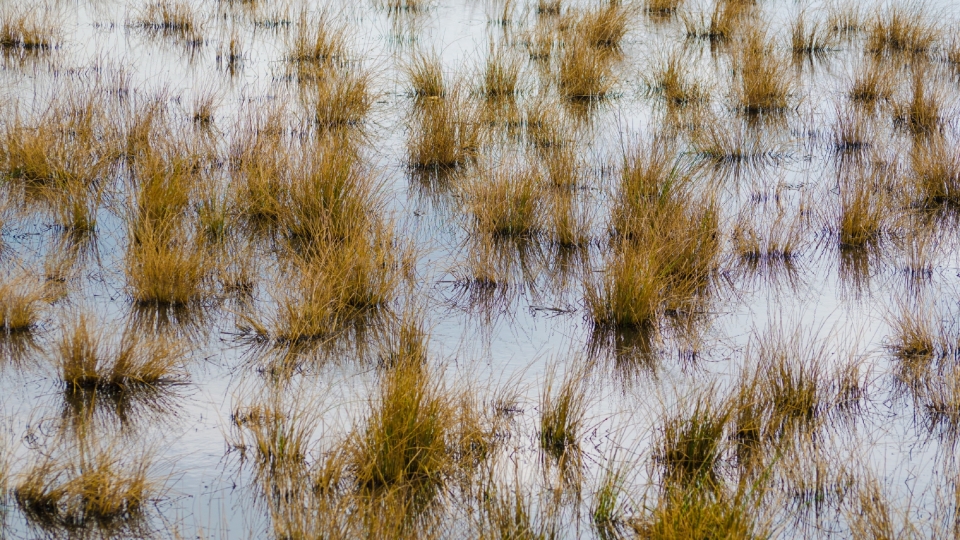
[833,107,871,153]
[790,12,832,59]
[135,0,199,39]
[126,224,207,307]
[310,66,373,129]
[649,52,707,107]
[848,59,894,106]
[539,364,589,461]
[481,48,521,100]
[910,138,960,209]
[0,8,57,52]
[58,315,184,393]
[865,6,938,56]
[408,89,483,170]
[287,13,345,68]
[466,162,544,239]
[837,178,886,250]
[735,30,794,115]
[0,279,41,334]
[557,41,613,100]
[574,5,629,49]
[406,51,444,99]
[894,71,943,135]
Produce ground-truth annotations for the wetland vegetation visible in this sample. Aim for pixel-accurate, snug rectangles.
[3,0,960,538]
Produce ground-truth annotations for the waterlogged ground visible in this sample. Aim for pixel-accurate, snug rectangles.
[3,0,960,537]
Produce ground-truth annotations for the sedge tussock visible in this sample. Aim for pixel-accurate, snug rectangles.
[848,59,894,107]
[575,4,629,50]
[351,359,452,489]
[524,99,567,149]
[837,177,886,250]
[632,485,765,539]
[126,225,208,307]
[655,391,728,487]
[731,211,803,270]
[481,47,521,100]
[592,458,630,538]
[536,0,561,16]
[790,12,833,60]
[646,0,683,17]
[15,444,155,528]
[649,52,708,107]
[827,3,862,36]
[405,51,444,99]
[231,392,318,481]
[135,0,201,40]
[309,65,373,130]
[910,138,960,209]
[557,40,613,101]
[735,30,795,115]
[682,2,745,43]
[0,278,42,334]
[58,315,184,394]
[833,106,872,153]
[466,163,544,239]
[550,188,592,248]
[894,71,943,135]
[0,8,57,52]
[407,89,483,171]
[287,13,346,68]
[865,6,938,56]
[229,130,288,232]
[691,117,772,166]
[539,363,589,462]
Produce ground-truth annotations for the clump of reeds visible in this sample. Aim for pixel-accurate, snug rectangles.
[649,52,707,107]
[894,71,942,135]
[58,315,183,394]
[406,51,444,99]
[575,4,628,49]
[735,30,794,115]
[350,358,452,489]
[135,0,199,38]
[731,212,803,270]
[0,9,57,52]
[910,138,960,209]
[524,99,567,149]
[865,6,938,56]
[15,445,154,527]
[481,48,521,100]
[550,188,592,248]
[833,107,871,153]
[287,13,345,68]
[790,12,832,60]
[682,2,744,43]
[539,364,589,461]
[466,163,544,239]
[126,225,207,307]
[837,179,886,251]
[231,392,317,479]
[632,485,763,538]
[408,89,483,171]
[646,0,683,17]
[557,40,613,100]
[827,3,862,36]
[655,393,728,487]
[848,60,893,107]
[0,279,41,334]
[536,0,561,16]
[311,67,373,129]
[692,117,770,166]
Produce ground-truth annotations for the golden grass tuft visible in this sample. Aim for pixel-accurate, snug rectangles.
[848,60,893,106]
[15,445,154,527]
[735,30,794,115]
[0,9,56,52]
[655,393,727,487]
[632,485,763,539]
[865,6,938,56]
[310,66,373,129]
[481,48,521,100]
[894,71,943,135]
[406,51,444,99]
[837,179,885,250]
[575,4,628,49]
[649,52,707,107]
[466,163,544,239]
[351,359,452,489]
[910,138,960,209]
[58,315,184,393]
[287,13,345,67]
[408,89,483,171]
[646,0,683,17]
[126,225,207,307]
[557,40,613,100]
[790,12,832,59]
[0,279,41,334]
[539,364,589,461]
[135,0,199,40]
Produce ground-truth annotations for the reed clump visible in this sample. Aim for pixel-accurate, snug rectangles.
[58,316,184,394]
[135,1,199,39]
[126,225,207,307]
[865,7,938,56]
[632,485,763,539]
[15,446,153,528]
[910,139,960,209]
[408,90,483,171]
[539,365,589,461]
[575,4,628,50]
[557,40,612,101]
[735,30,794,115]
[481,48,521,100]
[790,12,832,60]
[310,67,373,129]
[650,52,707,107]
[0,279,41,334]
[351,359,452,489]
[655,394,728,487]
[848,60,893,106]
[287,14,345,68]
[0,9,56,52]
[837,178,886,250]
[466,163,544,239]
[406,52,444,99]
[894,72,942,135]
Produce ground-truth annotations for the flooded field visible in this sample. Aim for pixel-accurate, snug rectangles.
[3,0,960,537]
